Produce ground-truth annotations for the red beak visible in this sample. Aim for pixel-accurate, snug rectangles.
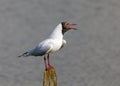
[71,24,77,25]
[71,23,78,30]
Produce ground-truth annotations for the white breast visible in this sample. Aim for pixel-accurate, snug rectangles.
[50,39,63,53]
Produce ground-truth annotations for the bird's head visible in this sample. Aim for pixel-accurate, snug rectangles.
[61,22,77,34]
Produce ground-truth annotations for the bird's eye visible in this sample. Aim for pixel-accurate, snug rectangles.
[66,23,69,25]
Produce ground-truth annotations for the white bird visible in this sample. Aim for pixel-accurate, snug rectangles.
[18,22,77,70]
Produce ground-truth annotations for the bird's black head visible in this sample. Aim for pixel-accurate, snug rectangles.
[61,22,77,35]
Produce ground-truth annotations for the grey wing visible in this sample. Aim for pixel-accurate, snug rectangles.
[29,44,52,56]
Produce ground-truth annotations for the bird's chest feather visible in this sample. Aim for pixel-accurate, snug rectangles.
[50,39,62,52]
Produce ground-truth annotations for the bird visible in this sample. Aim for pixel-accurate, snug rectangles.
[18,22,77,70]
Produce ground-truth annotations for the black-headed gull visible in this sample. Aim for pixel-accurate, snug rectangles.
[18,22,77,70]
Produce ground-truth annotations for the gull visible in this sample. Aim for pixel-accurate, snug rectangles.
[18,22,77,70]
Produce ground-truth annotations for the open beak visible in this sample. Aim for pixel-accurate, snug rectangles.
[70,23,78,30]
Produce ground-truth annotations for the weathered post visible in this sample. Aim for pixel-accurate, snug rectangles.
[43,68,57,86]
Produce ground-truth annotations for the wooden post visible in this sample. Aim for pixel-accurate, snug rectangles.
[43,68,57,86]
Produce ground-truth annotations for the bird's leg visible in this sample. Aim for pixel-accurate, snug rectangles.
[47,54,54,69]
[44,56,47,70]
[47,54,50,66]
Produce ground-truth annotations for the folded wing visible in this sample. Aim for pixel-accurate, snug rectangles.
[29,44,52,56]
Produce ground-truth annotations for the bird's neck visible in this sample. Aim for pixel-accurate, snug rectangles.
[49,24,63,40]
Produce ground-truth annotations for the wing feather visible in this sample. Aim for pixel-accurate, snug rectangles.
[29,43,52,56]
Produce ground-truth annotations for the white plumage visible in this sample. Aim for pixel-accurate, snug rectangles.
[18,22,77,70]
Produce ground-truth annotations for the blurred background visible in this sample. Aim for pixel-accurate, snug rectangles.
[0,0,120,86]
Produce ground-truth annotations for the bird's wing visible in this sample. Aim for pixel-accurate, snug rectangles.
[29,42,52,56]
[60,39,66,49]
[18,40,52,57]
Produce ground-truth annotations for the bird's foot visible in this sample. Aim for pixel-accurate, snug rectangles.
[46,65,54,70]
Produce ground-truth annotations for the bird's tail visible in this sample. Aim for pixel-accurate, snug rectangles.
[18,52,30,57]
